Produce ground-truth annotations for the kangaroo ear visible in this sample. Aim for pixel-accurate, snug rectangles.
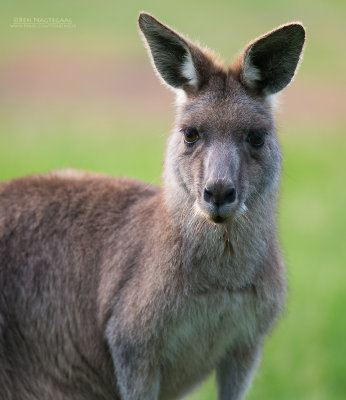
[235,23,305,96]
[138,12,216,92]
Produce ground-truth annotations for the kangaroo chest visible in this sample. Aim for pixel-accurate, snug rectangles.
[160,286,272,399]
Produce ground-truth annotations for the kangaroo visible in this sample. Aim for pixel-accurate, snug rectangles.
[0,12,305,400]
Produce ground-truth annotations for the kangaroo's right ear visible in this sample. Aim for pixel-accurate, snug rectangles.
[138,12,218,93]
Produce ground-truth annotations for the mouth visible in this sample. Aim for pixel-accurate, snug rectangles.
[200,204,234,225]
[209,215,228,224]
[197,199,245,225]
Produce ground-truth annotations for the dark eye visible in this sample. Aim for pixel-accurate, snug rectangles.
[182,128,199,144]
[247,132,265,148]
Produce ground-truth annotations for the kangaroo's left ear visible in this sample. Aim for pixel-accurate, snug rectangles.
[233,23,305,96]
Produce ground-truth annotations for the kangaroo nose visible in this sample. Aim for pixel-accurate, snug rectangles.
[203,180,236,206]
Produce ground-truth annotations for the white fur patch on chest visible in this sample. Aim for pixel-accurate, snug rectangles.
[161,288,265,397]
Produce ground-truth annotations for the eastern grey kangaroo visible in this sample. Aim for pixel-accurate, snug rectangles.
[0,12,305,400]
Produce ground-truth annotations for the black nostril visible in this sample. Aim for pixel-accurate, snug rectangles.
[203,187,213,203]
[224,188,236,204]
[203,183,236,206]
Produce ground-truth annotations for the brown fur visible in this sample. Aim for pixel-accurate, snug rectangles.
[0,13,305,400]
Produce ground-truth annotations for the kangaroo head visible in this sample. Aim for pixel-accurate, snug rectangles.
[139,13,305,224]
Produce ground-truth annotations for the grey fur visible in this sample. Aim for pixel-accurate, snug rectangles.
[0,13,305,400]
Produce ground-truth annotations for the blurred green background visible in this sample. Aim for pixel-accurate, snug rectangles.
[1,1,345,399]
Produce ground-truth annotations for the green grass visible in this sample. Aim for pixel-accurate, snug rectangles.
[0,110,166,183]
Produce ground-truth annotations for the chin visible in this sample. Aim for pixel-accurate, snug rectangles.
[194,205,230,226]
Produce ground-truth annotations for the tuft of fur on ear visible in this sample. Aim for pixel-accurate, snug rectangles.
[138,12,219,93]
[232,23,305,96]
